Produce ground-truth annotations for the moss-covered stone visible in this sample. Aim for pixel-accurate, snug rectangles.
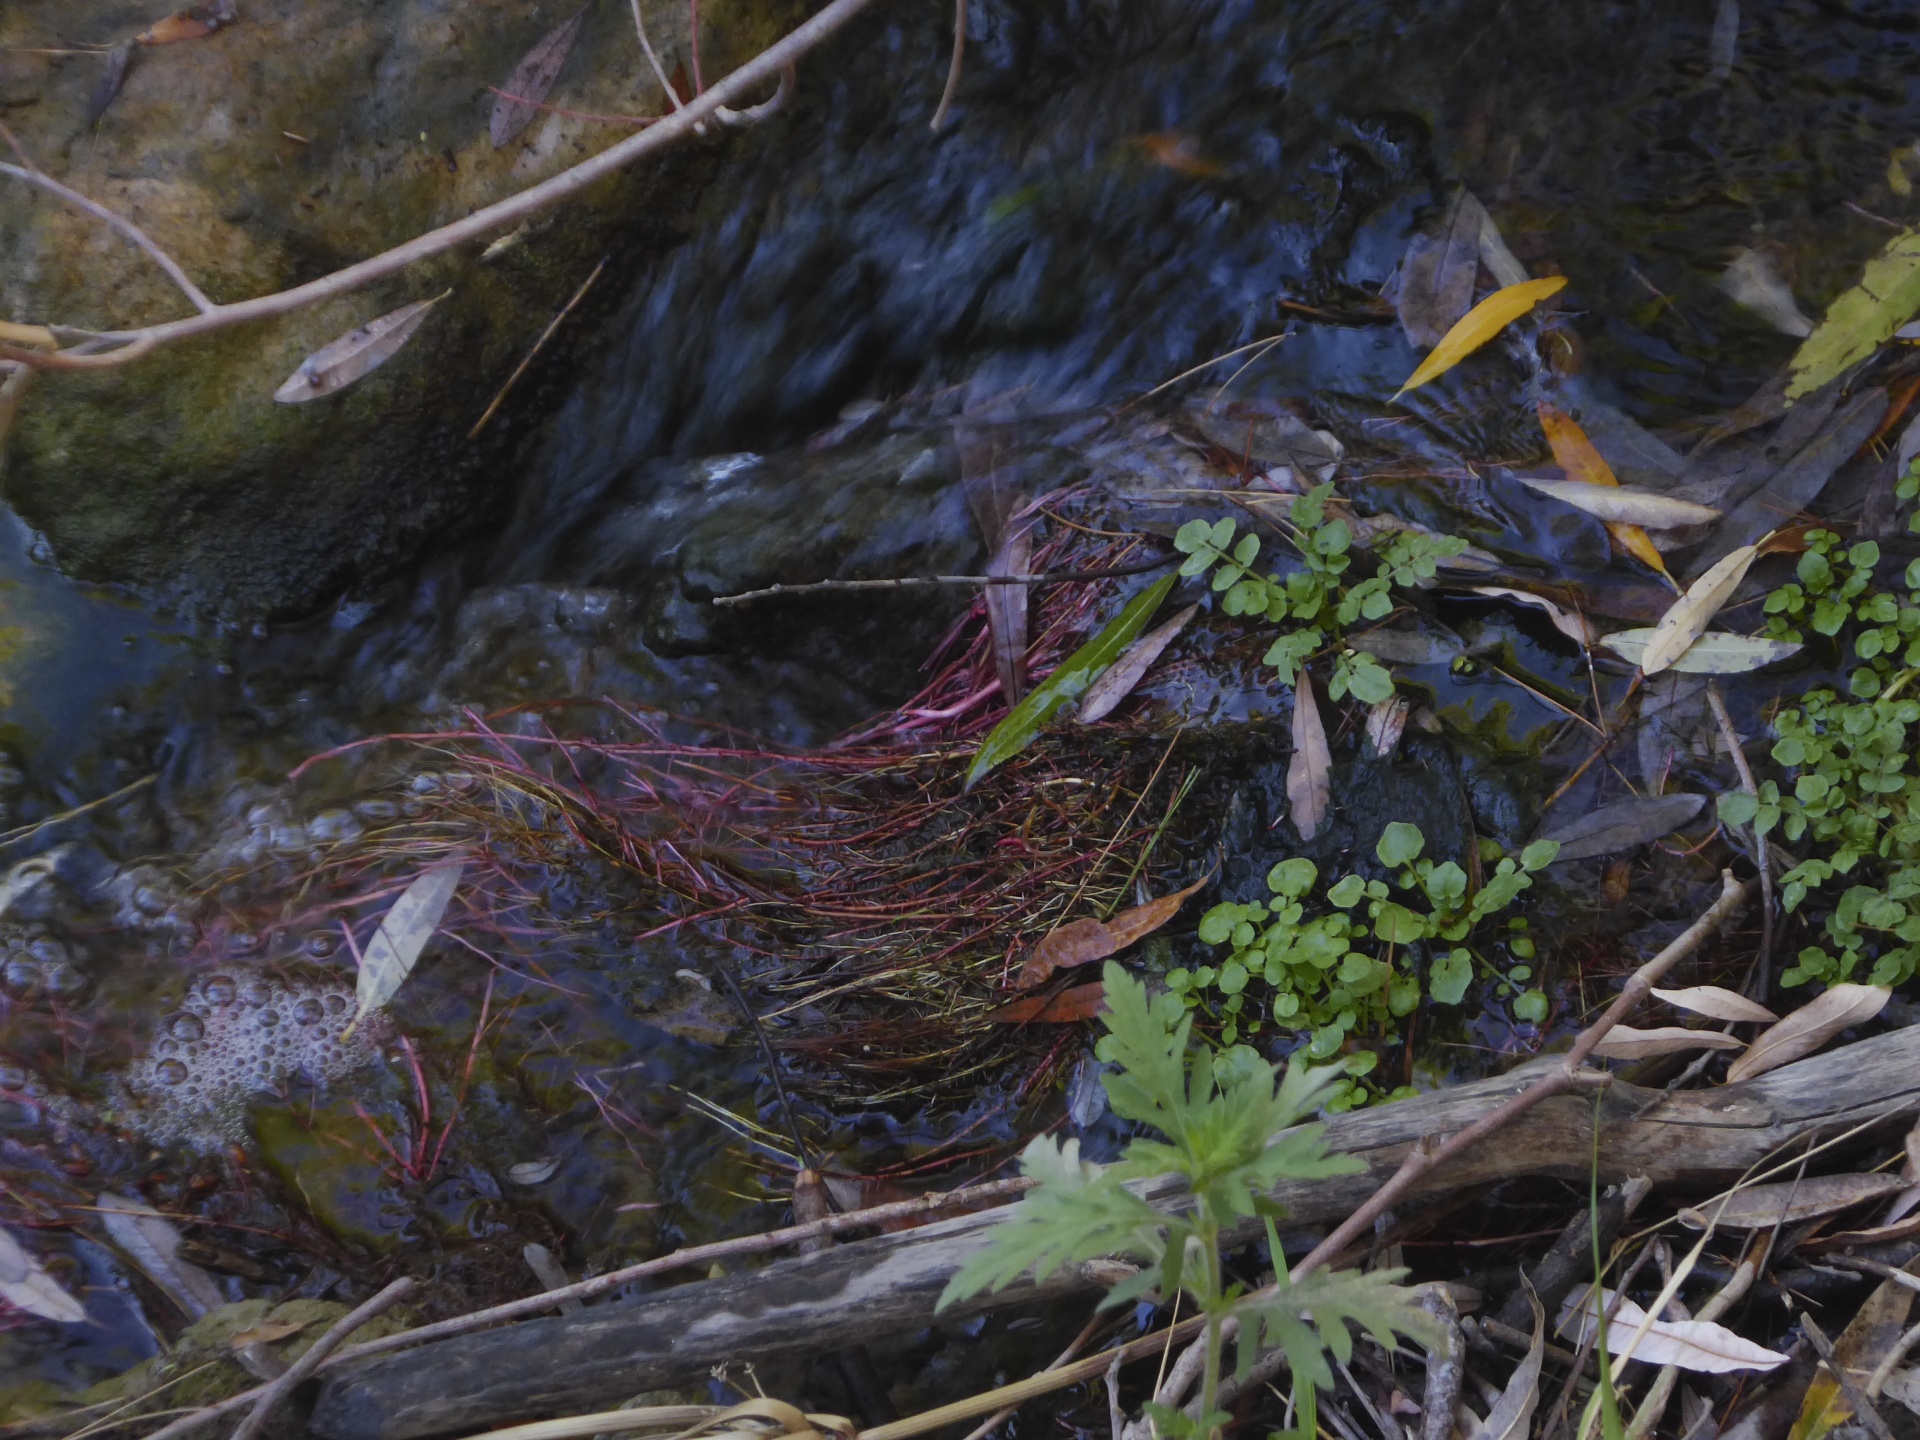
[0,0,798,615]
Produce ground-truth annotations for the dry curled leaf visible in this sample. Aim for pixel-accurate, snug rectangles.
[274,293,448,404]
[1679,1173,1908,1231]
[1601,629,1801,675]
[1639,541,1763,676]
[98,1192,225,1318]
[985,524,1034,708]
[1287,668,1331,841]
[1365,694,1410,759]
[1078,604,1197,723]
[1017,874,1212,991]
[506,1158,561,1186]
[1725,983,1891,1083]
[1517,477,1720,529]
[1652,986,1777,1024]
[345,860,465,1036]
[1468,586,1595,647]
[1559,1287,1788,1373]
[1394,275,1568,398]
[1589,1026,1746,1061]
[491,9,587,148]
[136,0,238,45]
[1540,793,1706,862]
[0,1226,86,1325]
[988,981,1107,1024]
[231,1319,308,1348]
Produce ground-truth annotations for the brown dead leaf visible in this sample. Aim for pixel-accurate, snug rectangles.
[988,982,1108,1024]
[1287,668,1331,841]
[490,9,587,148]
[273,293,448,404]
[1536,400,1672,577]
[1589,1026,1745,1061]
[1397,191,1485,349]
[1365,694,1410,759]
[1078,603,1197,723]
[1724,983,1891,1083]
[1016,873,1212,990]
[136,0,238,45]
[1679,1173,1907,1231]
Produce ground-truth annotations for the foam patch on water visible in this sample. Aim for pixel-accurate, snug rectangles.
[120,970,384,1148]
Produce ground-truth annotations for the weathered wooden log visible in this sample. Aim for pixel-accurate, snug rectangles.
[311,1027,1920,1440]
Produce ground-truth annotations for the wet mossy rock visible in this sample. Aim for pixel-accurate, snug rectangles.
[0,0,802,615]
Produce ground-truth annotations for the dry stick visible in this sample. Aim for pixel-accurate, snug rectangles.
[709,556,1174,606]
[125,1177,1039,1440]
[1146,869,1754,1419]
[629,0,685,110]
[1801,1312,1900,1440]
[955,1309,1106,1440]
[0,0,886,372]
[1705,681,1775,995]
[1538,672,1645,817]
[0,162,216,314]
[229,1279,416,1440]
[929,0,966,131]
[469,257,607,438]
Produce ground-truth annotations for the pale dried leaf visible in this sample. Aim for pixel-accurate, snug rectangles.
[345,860,465,1035]
[1470,1281,1542,1440]
[1017,874,1212,990]
[1517,477,1721,529]
[506,1158,561,1186]
[1559,1288,1788,1373]
[1884,1367,1920,1419]
[1541,793,1706,862]
[1365,694,1410,759]
[491,9,587,148]
[1725,983,1892,1083]
[0,1226,86,1324]
[98,1192,225,1318]
[1287,668,1331,841]
[1652,986,1778,1024]
[1718,250,1814,338]
[1678,1173,1908,1231]
[1589,1026,1746,1061]
[986,525,1034,707]
[1468,586,1596,647]
[1640,542,1762,675]
[1079,604,1197,723]
[274,294,448,404]
[1601,628,1800,675]
[1889,1185,1920,1229]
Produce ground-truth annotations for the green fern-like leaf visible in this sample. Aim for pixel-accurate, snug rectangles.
[1236,1267,1440,1386]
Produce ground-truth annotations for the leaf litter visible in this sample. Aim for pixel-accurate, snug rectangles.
[491,9,589,148]
[274,293,450,404]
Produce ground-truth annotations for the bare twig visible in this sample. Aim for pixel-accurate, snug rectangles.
[1802,1312,1899,1440]
[229,1278,415,1440]
[929,0,966,131]
[629,0,684,110]
[1705,681,1774,995]
[469,257,607,438]
[715,64,796,128]
[0,161,216,314]
[709,556,1173,606]
[0,0,884,372]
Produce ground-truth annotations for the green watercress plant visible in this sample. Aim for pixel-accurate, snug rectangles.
[1171,824,1558,1108]
[939,963,1435,1440]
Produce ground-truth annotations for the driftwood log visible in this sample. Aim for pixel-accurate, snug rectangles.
[311,1026,1920,1440]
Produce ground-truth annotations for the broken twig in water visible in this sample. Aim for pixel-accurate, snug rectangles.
[469,258,607,438]
[708,555,1174,605]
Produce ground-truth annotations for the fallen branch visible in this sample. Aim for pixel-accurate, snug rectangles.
[708,556,1174,606]
[0,0,886,373]
[0,161,216,315]
[313,971,1920,1440]
[229,1279,415,1440]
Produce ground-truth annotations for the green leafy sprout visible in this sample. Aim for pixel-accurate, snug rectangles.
[1172,824,1558,1107]
[1172,485,1468,700]
[938,962,1436,1440]
[1718,521,1920,989]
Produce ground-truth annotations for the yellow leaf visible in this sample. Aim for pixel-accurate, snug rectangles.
[1536,401,1674,581]
[1394,275,1568,398]
[0,321,57,350]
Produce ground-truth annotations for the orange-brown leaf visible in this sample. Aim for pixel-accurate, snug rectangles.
[1016,873,1212,990]
[1537,402,1671,578]
[136,0,236,45]
[988,982,1108,1024]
